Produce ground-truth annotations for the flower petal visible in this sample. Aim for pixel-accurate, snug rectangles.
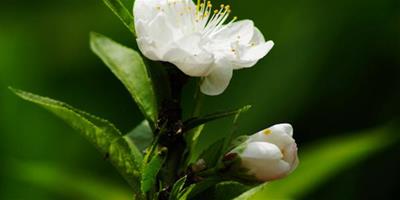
[236,40,274,67]
[136,37,160,60]
[134,0,167,22]
[249,123,294,150]
[213,20,255,45]
[250,27,266,44]
[163,34,214,77]
[241,141,282,160]
[136,13,177,60]
[270,123,293,137]
[200,61,233,95]
[240,142,291,181]
[284,142,299,172]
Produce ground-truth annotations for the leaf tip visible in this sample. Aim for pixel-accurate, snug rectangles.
[242,105,252,112]
[8,86,23,97]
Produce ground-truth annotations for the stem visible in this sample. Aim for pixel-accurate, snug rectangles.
[157,63,189,197]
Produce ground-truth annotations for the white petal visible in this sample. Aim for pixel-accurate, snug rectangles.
[242,157,290,181]
[136,37,160,60]
[213,20,255,45]
[136,13,177,60]
[163,48,213,77]
[269,123,293,137]
[249,123,295,150]
[163,34,214,76]
[283,142,299,172]
[241,141,282,160]
[231,40,274,69]
[241,41,274,62]
[251,27,266,44]
[146,13,177,46]
[134,0,167,22]
[240,142,291,181]
[200,61,233,96]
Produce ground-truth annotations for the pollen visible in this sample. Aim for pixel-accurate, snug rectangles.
[263,129,272,135]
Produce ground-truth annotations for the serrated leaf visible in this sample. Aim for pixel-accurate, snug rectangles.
[141,152,165,193]
[101,0,135,34]
[234,124,398,200]
[10,88,143,196]
[125,120,153,152]
[184,105,251,132]
[169,176,187,200]
[90,32,158,125]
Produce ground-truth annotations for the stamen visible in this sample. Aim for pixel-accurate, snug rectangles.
[164,0,237,37]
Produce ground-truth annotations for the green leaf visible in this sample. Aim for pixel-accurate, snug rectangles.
[90,32,158,125]
[10,88,143,197]
[184,105,251,132]
[184,125,205,167]
[234,124,398,200]
[178,178,219,200]
[232,183,265,200]
[213,181,249,200]
[9,160,132,200]
[141,152,165,193]
[196,139,225,167]
[169,176,187,200]
[125,120,153,152]
[101,0,135,34]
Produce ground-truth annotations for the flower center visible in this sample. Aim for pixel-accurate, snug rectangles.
[156,0,237,37]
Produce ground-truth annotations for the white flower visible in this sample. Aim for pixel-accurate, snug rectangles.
[231,123,299,181]
[133,0,274,95]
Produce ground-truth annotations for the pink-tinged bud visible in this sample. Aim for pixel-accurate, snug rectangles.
[230,123,299,182]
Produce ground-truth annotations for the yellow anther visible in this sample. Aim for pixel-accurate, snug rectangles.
[214,9,218,13]
[220,4,225,8]
[263,129,272,135]
[225,5,230,9]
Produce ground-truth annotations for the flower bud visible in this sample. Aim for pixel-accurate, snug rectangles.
[229,123,299,182]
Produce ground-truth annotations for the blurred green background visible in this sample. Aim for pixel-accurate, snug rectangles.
[0,0,399,199]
